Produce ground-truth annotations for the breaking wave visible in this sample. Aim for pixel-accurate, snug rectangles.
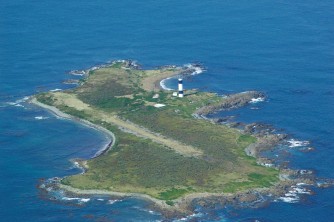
[49,88,62,92]
[34,116,49,120]
[62,197,91,203]
[4,96,30,108]
[249,97,265,104]
[277,184,312,203]
[287,139,310,148]
[184,64,205,75]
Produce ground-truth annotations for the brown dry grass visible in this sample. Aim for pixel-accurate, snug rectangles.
[141,69,180,91]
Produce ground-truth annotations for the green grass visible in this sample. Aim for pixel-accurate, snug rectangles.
[36,93,55,106]
[222,171,278,193]
[124,108,245,162]
[57,112,278,199]
[58,105,91,119]
[110,62,123,68]
[222,181,254,193]
[165,200,175,206]
[36,64,280,200]
[158,188,190,200]
[238,134,257,144]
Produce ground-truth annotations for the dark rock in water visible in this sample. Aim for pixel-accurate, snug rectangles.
[122,60,141,69]
[63,79,80,85]
[279,169,317,184]
[316,179,334,188]
[299,147,315,152]
[244,123,275,136]
[212,116,235,124]
[298,169,315,176]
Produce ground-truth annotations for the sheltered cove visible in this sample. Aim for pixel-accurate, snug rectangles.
[31,60,319,216]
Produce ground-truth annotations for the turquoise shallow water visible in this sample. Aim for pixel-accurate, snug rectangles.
[0,0,333,221]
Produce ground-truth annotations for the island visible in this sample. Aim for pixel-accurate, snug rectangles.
[32,60,314,216]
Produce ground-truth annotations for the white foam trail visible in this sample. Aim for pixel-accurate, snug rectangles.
[107,199,121,204]
[62,197,90,203]
[49,88,62,92]
[5,96,30,108]
[287,139,310,148]
[279,196,299,203]
[69,69,86,76]
[71,73,85,76]
[6,97,29,108]
[34,116,49,120]
[191,67,203,75]
[132,206,159,215]
[16,96,30,103]
[250,97,265,103]
[160,77,173,91]
[62,197,80,201]
[79,198,90,203]
[173,212,203,221]
[296,183,310,186]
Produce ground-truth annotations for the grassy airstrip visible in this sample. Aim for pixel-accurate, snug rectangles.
[36,61,278,204]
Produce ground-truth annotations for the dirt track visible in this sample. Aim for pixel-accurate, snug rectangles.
[46,92,203,157]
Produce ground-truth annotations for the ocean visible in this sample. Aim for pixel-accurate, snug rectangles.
[0,0,333,221]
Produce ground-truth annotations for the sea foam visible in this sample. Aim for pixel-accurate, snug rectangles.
[62,197,90,203]
[160,63,205,91]
[278,184,311,203]
[184,64,205,75]
[5,96,30,108]
[249,97,265,103]
[287,139,310,148]
[49,88,62,92]
[34,116,49,120]
[107,199,121,205]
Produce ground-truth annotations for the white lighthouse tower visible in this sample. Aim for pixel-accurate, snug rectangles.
[178,78,184,98]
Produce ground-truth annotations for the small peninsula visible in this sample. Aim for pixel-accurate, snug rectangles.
[33,60,291,214]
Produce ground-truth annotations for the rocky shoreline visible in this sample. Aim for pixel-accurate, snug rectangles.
[38,168,320,219]
[33,61,333,219]
[185,89,334,218]
[195,91,265,116]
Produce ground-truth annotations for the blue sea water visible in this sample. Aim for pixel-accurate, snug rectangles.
[1,0,333,221]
